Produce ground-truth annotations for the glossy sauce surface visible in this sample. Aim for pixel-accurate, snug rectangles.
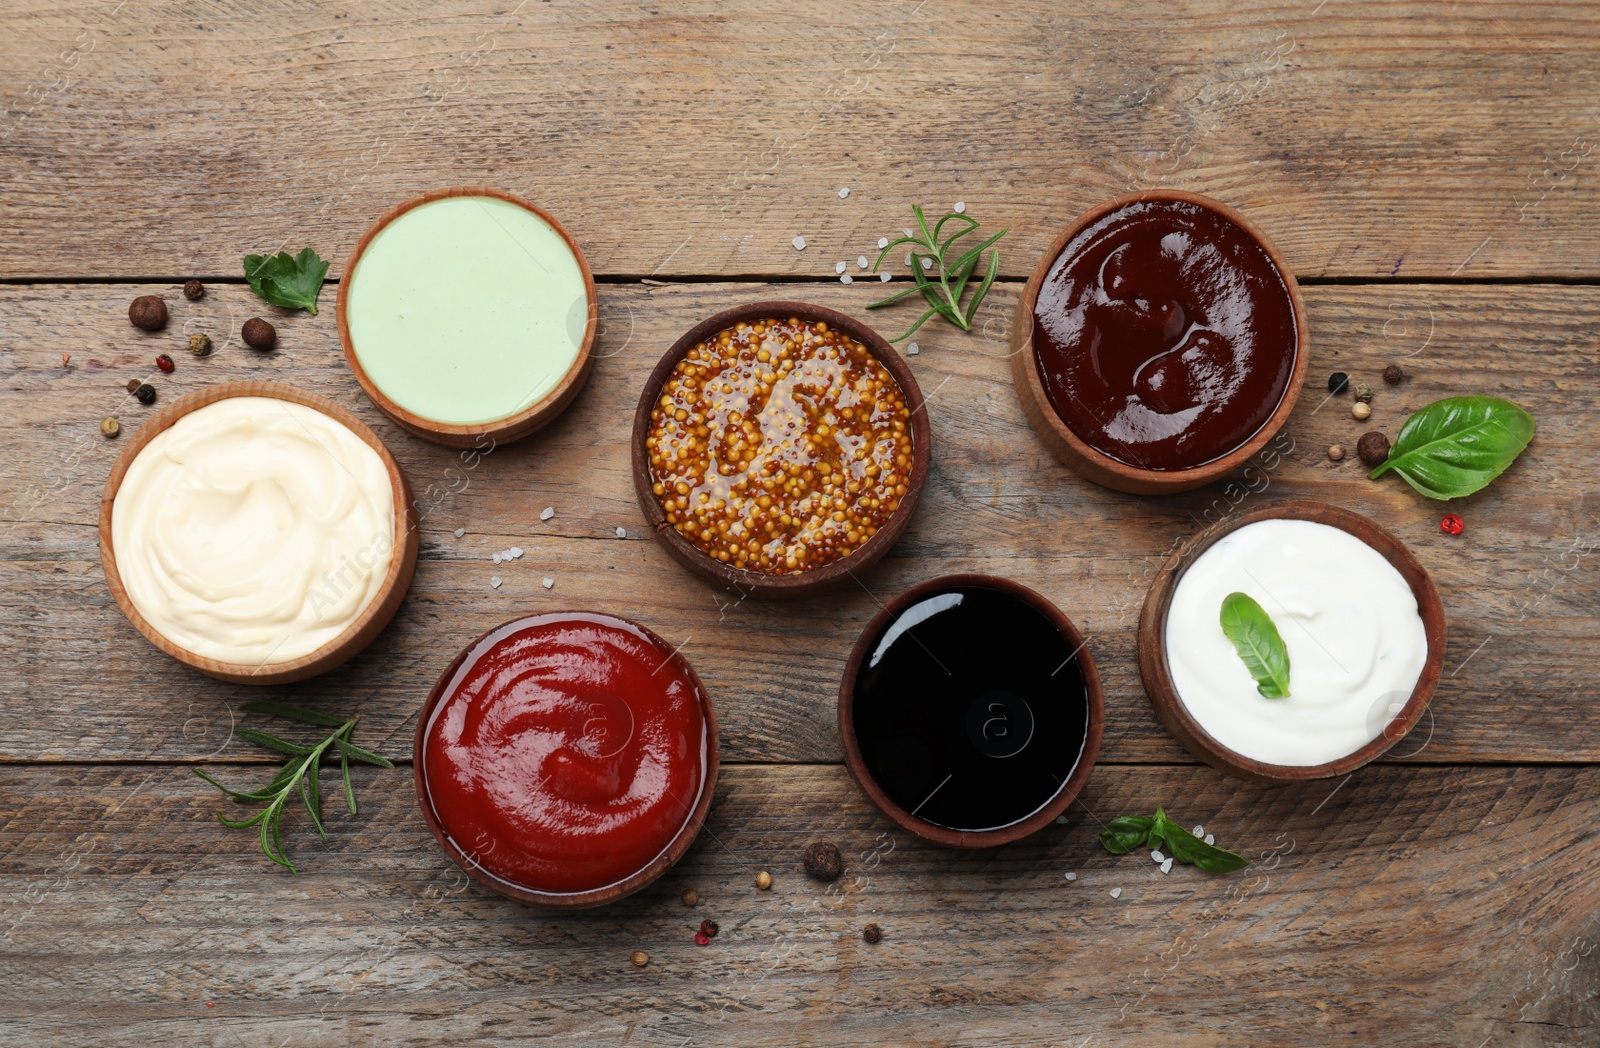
[1032,198,1298,471]
[420,613,709,895]
[850,585,1090,832]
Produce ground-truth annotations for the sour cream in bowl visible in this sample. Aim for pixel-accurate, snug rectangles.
[1138,501,1445,783]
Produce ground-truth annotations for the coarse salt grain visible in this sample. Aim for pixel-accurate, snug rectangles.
[509,547,523,558]
[490,576,502,589]
[542,577,554,589]
[953,201,966,213]
[453,527,465,538]
[792,235,807,250]
[840,274,853,284]
[921,256,933,270]
[1193,825,1204,838]
[1204,834,1215,846]
[907,342,920,355]
[903,227,914,237]
[857,255,869,269]
[879,272,891,282]
[492,552,502,564]
[540,507,554,521]
[1109,887,1122,899]
[878,237,889,248]
[1160,857,1174,874]
[1054,815,1069,825]
[838,186,850,198]
[616,527,627,538]
[836,261,847,274]
[905,252,913,266]
[1151,850,1165,864]
[1064,871,1077,881]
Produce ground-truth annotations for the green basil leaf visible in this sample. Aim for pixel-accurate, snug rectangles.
[243,247,329,314]
[1220,592,1291,699]
[1099,815,1156,854]
[1367,395,1535,500]
[1156,815,1251,874]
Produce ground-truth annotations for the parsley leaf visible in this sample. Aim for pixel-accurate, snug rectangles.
[243,248,330,315]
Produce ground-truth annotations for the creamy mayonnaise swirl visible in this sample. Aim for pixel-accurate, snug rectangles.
[111,396,395,665]
[1165,518,1427,766]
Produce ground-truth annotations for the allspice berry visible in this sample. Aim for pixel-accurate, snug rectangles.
[1357,431,1391,467]
[188,333,213,357]
[242,317,277,352]
[681,888,700,907]
[755,871,773,890]
[128,295,168,332]
[1382,364,1405,385]
[1351,402,1372,421]
[183,280,205,301]
[862,923,883,944]
[1327,444,1346,462]
[802,841,843,882]
[630,950,649,968]
[100,417,121,439]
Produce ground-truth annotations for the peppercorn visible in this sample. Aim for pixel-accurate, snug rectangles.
[1327,444,1345,462]
[183,280,205,301]
[681,888,700,907]
[155,353,175,374]
[1351,402,1371,421]
[863,923,883,944]
[802,841,843,882]
[1440,513,1465,536]
[694,931,711,946]
[128,295,168,332]
[1327,372,1349,394]
[1382,364,1405,385]
[699,919,719,938]
[100,417,121,439]
[1357,431,1391,467]
[188,333,213,357]
[630,950,649,968]
[755,870,773,890]
[1353,382,1375,404]
[60,353,71,368]
[242,317,277,352]
[134,383,156,405]
[126,378,142,394]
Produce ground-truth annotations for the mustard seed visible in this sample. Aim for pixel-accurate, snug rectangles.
[681,887,700,907]
[630,950,649,968]
[755,870,773,890]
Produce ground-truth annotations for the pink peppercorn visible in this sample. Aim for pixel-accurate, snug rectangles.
[1440,514,1464,536]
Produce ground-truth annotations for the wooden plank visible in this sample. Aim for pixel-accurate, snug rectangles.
[2,281,1596,764]
[1,762,1596,1045]
[2,1,1599,280]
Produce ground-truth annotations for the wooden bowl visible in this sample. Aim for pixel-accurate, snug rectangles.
[413,612,720,909]
[99,381,419,685]
[1138,500,1446,783]
[837,574,1105,848]
[337,186,598,448]
[630,301,931,600]
[1010,189,1310,494]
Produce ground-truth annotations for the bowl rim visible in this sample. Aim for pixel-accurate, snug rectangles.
[98,380,419,685]
[412,610,721,909]
[629,300,932,600]
[1009,188,1310,494]
[1137,499,1447,783]
[836,572,1105,848]
[336,185,599,449]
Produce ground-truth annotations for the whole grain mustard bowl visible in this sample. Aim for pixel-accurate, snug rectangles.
[631,301,931,600]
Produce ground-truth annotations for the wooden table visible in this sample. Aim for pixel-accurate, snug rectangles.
[4,3,1598,1043]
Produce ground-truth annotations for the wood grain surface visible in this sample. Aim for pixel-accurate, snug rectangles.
[2,2,1599,280]
[4,0,1599,1042]
[2,763,1597,1046]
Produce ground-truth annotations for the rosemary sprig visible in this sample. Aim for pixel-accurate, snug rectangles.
[867,204,1007,342]
[194,699,393,874]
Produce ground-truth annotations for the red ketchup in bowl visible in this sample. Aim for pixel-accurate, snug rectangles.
[1031,197,1299,471]
[418,612,711,897]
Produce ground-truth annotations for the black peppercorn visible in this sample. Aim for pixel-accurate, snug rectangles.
[242,317,277,352]
[128,295,168,332]
[134,383,156,405]
[183,280,205,301]
[863,923,883,944]
[1357,431,1391,467]
[802,840,843,882]
[1382,364,1404,385]
[1327,372,1349,394]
